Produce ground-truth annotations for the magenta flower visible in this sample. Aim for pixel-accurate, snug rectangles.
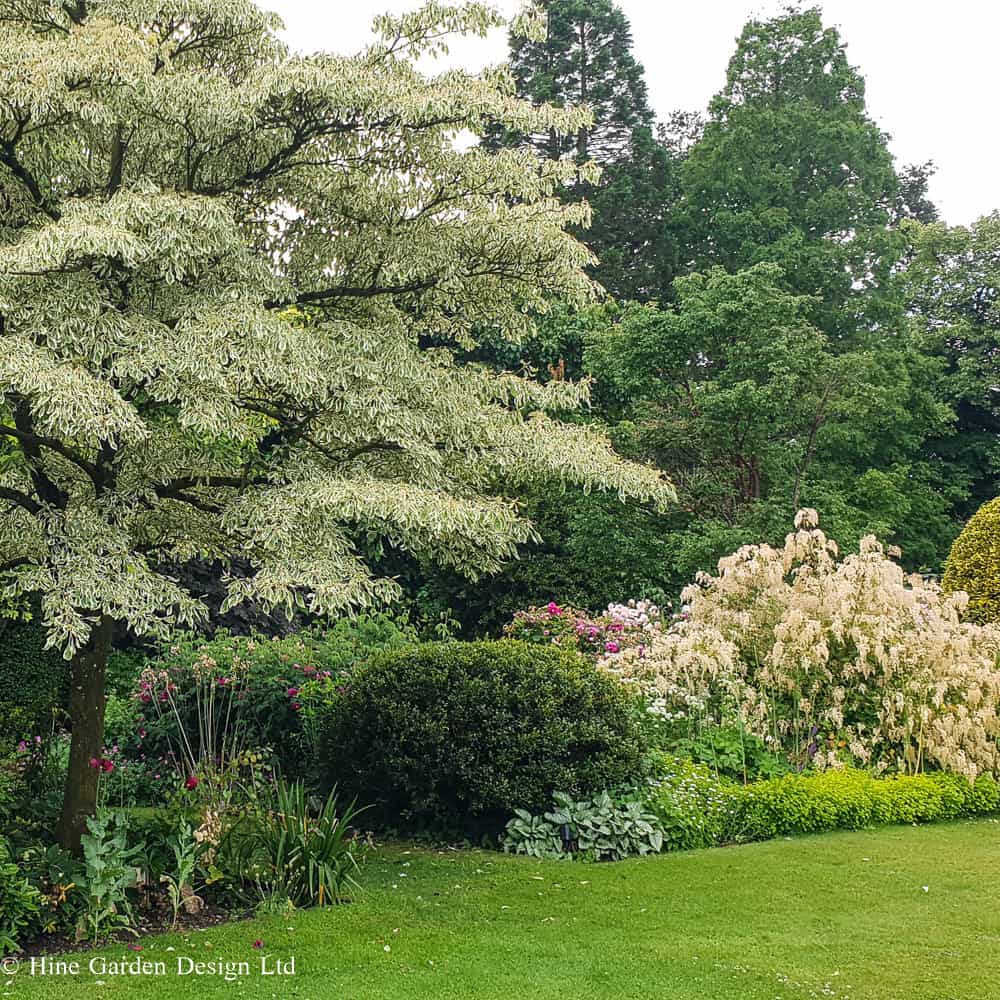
[604,641,620,654]
[184,775,199,790]
[546,602,563,615]
[286,687,299,697]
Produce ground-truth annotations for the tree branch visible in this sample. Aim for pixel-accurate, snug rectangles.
[0,423,99,482]
[152,485,224,514]
[11,400,69,508]
[0,486,42,516]
[0,144,60,221]
[0,556,33,573]
[265,278,439,310]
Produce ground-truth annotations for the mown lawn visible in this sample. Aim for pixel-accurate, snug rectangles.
[6,821,999,1000]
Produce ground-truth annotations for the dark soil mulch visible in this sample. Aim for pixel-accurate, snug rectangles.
[18,888,254,957]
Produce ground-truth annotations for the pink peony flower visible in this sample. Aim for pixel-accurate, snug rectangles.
[184,775,199,790]
[286,687,299,697]
[604,641,620,654]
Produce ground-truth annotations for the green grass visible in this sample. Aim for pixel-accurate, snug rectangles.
[7,821,1000,999]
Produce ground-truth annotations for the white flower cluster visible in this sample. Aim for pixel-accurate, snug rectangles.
[607,513,1000,781]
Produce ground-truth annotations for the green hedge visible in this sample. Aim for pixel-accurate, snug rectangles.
[0,618,67,745]
[650,758,1000,849]
[735,768,1000,839]
[316,639,648,835]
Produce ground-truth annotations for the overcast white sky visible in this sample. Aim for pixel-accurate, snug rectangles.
[268,1,997,227]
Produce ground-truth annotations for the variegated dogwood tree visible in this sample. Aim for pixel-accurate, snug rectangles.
[0,0,673,849]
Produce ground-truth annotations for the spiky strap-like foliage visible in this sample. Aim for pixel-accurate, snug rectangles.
[0,0,673,847]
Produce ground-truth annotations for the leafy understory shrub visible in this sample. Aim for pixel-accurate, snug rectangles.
[647,755,741,850]
[605,510,1000,779]
[0,838,42,955]
[159,820,209,930]
[137,619,417,782]
[504,791,664,860]
[943,496,1000,624]
[316,640,648,835]
[78,811,142,943]
[663,723,789,782]
[234,780,364,908]
[505,599,666,658]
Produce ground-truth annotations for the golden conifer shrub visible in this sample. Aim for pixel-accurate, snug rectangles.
[943,497,1000,624]
[603,511,1000,780]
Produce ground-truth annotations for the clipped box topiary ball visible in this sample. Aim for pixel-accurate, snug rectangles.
[315,639,648,836]
[943,496,1000,624]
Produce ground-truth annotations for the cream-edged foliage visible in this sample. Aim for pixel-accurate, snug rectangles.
[0,0,673,656]
[604,511,1000,780]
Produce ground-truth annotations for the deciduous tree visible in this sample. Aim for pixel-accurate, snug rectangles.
[0,0,672,849]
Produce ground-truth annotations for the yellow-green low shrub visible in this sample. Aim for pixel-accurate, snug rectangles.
[647,758,1000,850]
[733,769,1000,841]
[943,496,1000,624]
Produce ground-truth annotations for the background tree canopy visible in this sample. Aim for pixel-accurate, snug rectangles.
[409,0,998,628]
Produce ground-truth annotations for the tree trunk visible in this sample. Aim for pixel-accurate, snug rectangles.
[56,615,114,853]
